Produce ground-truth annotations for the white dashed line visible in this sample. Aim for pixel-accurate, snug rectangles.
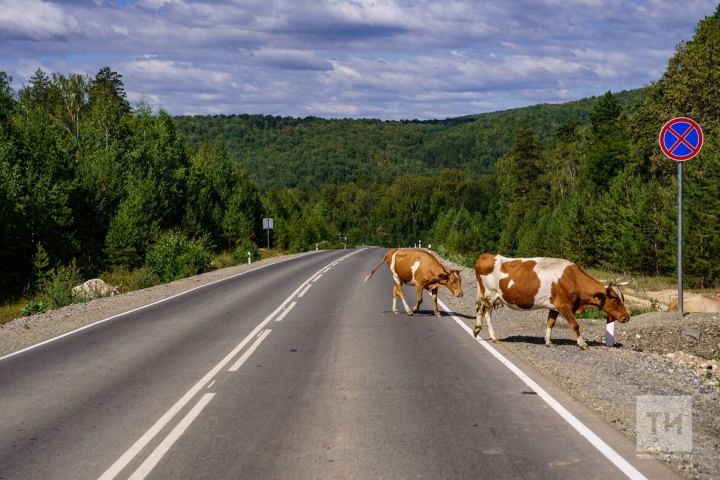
[275,302,297,322]
[228,329,272,372]
[297,284,312,298]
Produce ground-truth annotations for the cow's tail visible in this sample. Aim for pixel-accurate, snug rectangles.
[363,256,388,284]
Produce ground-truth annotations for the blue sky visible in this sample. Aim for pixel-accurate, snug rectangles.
[0,0,717,119]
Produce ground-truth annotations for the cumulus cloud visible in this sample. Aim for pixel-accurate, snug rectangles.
[0,0,717,118]
[0,0,80,40]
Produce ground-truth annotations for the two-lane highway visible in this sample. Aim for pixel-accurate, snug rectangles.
[1,249,673,479]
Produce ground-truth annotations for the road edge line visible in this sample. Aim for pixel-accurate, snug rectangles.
[437,299,647,480]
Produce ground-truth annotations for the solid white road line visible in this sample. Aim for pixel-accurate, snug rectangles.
[0,250,321,363]
[297,284,312,298]
[437,299,647,480]
[98,249,364,479]
[127,393,215,480]
[275,302,297,322]
[313,274,323,282]
[228,329,272,372]
[206,380,216,389]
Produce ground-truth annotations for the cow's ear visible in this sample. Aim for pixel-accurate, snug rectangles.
[439,271,449,280]
[594,292,606,302]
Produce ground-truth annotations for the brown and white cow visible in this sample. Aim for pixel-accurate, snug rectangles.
[364,248,464,317]
[474,254,630,349]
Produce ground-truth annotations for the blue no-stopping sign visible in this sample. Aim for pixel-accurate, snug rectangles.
[659,117,703,161]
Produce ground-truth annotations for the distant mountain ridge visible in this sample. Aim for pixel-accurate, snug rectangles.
[173,88,646,190]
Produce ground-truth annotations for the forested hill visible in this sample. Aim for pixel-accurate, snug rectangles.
[174,89,645,190]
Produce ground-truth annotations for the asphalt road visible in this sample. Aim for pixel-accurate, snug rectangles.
[0,248,675,479]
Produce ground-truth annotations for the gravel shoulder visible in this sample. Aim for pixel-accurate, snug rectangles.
[0,251,318,358]
[437,262,720,480]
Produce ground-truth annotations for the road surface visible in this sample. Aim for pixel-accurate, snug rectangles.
[0,249,675,479]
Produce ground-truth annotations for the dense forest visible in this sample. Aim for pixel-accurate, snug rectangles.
[175,90,644,191]
[2,8,720,306]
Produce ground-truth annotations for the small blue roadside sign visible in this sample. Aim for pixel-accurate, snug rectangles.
[659,117,703,161]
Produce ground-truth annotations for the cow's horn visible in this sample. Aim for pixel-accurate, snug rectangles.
[615,280,631,287]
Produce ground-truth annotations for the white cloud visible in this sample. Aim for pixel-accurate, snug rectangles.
[0,0,79,40]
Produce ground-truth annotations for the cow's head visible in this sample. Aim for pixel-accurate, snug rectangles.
[442,269,464,297]
[595,282,630,323]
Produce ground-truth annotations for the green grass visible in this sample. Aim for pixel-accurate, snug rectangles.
[101,266,160,293]
[210,251,236,269]
[0,300,25,325]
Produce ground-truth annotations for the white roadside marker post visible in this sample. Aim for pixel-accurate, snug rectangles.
[247,252,251,264]
[605,315,615,347]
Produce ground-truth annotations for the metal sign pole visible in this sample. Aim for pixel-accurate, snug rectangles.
[678,161,684,317]
[659,117,703,319]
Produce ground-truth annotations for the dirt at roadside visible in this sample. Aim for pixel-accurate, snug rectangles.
[618,314,720,361]
[437,262,720,480]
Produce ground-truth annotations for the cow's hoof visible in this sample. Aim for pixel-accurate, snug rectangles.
[545,342,555,348]
[434,312,441,318]
[491,338,500,343]
[406,311,414,316]
[473,325,481,337]
[393,311,398,315]
[578,342,588,350]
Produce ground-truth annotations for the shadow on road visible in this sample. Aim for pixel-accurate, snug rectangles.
[500,335,605,347]
[381,309,473,319]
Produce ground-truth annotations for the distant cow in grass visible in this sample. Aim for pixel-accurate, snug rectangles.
[72,279,120,299]
[364,248,464,317]
[668,293,720,313]
[474,254,630,349]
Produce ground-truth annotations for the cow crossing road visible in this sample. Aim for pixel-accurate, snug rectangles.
[0,249,676,479]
